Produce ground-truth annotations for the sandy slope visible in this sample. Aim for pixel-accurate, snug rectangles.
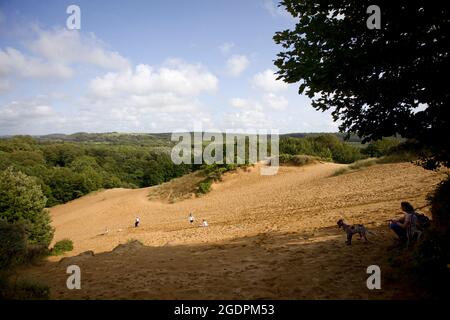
[18,162,444,299]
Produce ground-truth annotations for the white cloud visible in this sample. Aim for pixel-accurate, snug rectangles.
[89,61,218,101]
[226,54,249,77]
[0,99,66,132]
[0,47,73,79]
[252,68,288,92]
[0,79,11,93]
[219,42,234,55]
[28,27,129,71]
[263,93,288,110]
[83,60,218,130]
[222,109,271,130]
[225,93,288,130]
[230,97,262,110]
[0,27,130,92]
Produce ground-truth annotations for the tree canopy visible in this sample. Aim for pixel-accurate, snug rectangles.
[274,0,449,169]
[0,168,54,247]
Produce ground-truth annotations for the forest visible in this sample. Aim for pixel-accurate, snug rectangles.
[0,132,404,207]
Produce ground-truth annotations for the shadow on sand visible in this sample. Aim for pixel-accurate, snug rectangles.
[17,225,420,300]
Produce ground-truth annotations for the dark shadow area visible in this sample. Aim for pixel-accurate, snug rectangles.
[14,224,424,300]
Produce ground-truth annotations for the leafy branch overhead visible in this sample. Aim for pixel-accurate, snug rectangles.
[274,0,449,168]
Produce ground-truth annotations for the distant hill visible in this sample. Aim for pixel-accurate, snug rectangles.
[34,132,174,147]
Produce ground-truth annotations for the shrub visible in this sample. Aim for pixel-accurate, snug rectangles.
[279,153,294,163]
[291,155,318,166]
[50,239,74,256]
[198,179,212,194]
[412,176,450,298]
[0,168,54,247]
[0,220,27,270]
[362,138,401,157]
[281,154,319,166]
[0,278,50,300]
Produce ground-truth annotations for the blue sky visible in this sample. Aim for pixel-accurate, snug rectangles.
[0,0,338,134]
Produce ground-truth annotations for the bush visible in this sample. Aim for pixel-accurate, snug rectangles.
[198,179,212,194]
[0,220,27,270]
[280,154,319,166]
[279,134,363,164]
[362,138,401,157]
[51,239,74,256]
[0,168,54,247]
[412,176,450,298]
[0,278,50,300]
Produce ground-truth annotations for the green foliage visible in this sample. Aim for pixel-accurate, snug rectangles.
[280,154,319,166]
[198,179,212,194]
[50,239,74,256]
[362,138,402,157]
[279,134,363,164]
[274,1,449,169]
[0,220,27,270]
[348,158,378,170]
[0,277,50,300]
[0,136,194,206]
[0,168,54,247]
[411,176,450,298]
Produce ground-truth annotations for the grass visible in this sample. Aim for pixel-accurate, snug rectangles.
[280,154,320,166]
[333,153,419,176]
[332,167,351,176]
[348,158,378,170]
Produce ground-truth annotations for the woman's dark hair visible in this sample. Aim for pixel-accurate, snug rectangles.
[401,201,414,213]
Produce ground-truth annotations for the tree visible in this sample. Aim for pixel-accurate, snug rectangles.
[362,137,401,157]
[274,0,449,169]
[0,168,54,247]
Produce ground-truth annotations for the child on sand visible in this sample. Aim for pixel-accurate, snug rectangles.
[135,216,140,228]
[200,219,208,227]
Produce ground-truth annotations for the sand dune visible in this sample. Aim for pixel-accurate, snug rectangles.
[18,162,444,299]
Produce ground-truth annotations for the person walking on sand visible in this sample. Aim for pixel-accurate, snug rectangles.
[135,216,140,228]
[188,213,195,224]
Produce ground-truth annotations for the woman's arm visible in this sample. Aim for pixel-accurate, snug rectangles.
[397,214,411,229]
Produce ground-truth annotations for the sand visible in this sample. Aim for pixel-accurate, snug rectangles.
[17,162,444,299]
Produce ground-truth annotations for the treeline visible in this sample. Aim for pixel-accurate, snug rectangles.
[0,134,407,207]
[0,136,193,206]
[279,134,403,164]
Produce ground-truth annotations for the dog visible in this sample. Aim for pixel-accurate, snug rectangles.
[337,219,373,245]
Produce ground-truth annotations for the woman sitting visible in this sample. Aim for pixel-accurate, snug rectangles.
[388,201,418,244]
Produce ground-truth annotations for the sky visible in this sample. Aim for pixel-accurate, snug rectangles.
[0,0,338,135]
